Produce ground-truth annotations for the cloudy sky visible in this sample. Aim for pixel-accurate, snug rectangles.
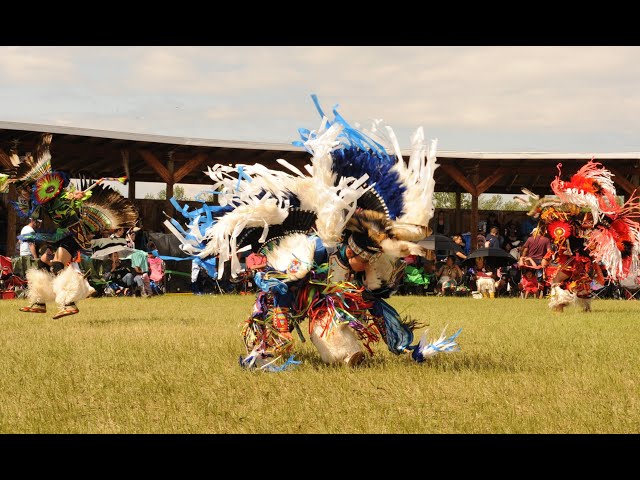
[2,46,640,155]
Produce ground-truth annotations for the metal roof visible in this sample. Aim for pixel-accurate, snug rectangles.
[1,120,639,196]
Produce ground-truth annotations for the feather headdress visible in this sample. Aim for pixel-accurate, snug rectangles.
[166,95,438,279]
[529,160,640,281]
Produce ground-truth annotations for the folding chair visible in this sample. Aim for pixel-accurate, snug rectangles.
[619,273,640,300]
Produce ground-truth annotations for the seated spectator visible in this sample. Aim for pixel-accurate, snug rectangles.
[122,249,151,297]
[246,251,268,272]
[436,255,464,296]
[147,245,165,295]
[468,256,497,298]
[476,231,486,250]
[451,234,467,265]
[422,260,437,294]
[519,269,541,298]
[404,258,429,295]
[104,254,131,295]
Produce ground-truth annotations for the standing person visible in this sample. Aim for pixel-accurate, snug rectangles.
[484,226,501,249]
[7,133,138,318]
[19,217,41,258]
[519,227,551,280]
[518,159,640,313]
[435,210,448,236]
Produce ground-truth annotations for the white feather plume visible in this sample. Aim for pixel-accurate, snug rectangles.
[284,122,370,247]
[548,285,576,310]
[200,196,289,279]
[416,325,461,359]
[52,265,93,308]
[362,254,397,291]
[25,268,55,304]
[393,131,438,231]
[264,233,317,281]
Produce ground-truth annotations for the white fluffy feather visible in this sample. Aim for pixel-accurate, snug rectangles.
[379,238,426,259]
[52,265,93,308]
[416,326,461,359]
[25,268,55,304]
[362,253,407,292]
[392,130,439,232]
[264,233,317,281]
[200,197,289,279]
[286,122,370,247]
[548,285,576,310]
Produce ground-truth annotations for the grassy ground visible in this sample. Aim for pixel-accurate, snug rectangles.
[0,293,638,433]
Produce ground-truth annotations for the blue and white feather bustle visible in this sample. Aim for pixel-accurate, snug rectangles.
[240,348,301,372]
[411,326,462,363]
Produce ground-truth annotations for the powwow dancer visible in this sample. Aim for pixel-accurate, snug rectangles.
[516,160,640,312]
[164,95,461,370]
[1,134,138,318]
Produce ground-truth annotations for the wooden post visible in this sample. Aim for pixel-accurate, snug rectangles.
[470,195,478,253]
[6,184,17,257]
[454,189,462,234]
[121,150,135,200]
[470,163,480,253]
[165,157,175,217]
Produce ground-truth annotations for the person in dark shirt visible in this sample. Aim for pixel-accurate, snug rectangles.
[451,233,467,265]
[484,226,501,249]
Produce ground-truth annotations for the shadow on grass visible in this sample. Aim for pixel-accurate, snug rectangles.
[262,349,520,373]
[424,352,522,373]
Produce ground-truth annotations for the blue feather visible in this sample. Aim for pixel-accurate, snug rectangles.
[331,146,406,219]
[371,299,414,355]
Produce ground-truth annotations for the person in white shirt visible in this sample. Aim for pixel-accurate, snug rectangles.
[19,218,41,258]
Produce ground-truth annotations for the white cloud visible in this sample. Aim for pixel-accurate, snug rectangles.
[3,46,640,151]
[0,46,76,82]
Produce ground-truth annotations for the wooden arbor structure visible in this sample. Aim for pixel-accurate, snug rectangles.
[2,120,640,255]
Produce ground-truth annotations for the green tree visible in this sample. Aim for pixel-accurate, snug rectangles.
[435,192,528,211]
[433,192,471,209]
[147,185,189,201]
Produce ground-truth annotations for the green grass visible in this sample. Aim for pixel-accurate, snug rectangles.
[1,294,639,433]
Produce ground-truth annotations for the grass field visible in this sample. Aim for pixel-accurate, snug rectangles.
[0,294,639,433]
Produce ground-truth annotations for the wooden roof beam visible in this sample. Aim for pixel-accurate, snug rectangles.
[174,153,209,183]
[138,149,173,184]
[439,163,478,196]
[476,167,507,195]
[0,147,12,168]
[607,166,638,196]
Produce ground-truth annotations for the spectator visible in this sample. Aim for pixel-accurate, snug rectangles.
[146,241,165,294]
[451,233,467,265]
[435,210,449,236]
[484,226,501,249]
[422,260,437,294]
[519,227,552,279]
[486,212,501,235]
[476,229,486,250]
[509,239,522,261]
[122,249,151,297]
[468,256,497,299]
[504,220,520,246]
[519,269,541,299]
[436,255,464,296]
[19,217,41,258]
